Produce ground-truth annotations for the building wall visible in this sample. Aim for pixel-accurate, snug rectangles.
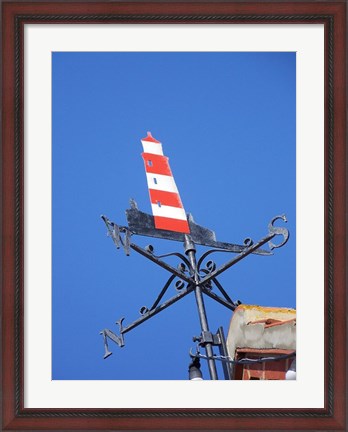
[233,349,294,380]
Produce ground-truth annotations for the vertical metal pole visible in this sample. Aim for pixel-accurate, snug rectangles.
[217,326,233,380]
[184,235,218,380]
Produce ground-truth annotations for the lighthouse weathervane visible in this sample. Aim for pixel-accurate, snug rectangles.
[100,132,289,380]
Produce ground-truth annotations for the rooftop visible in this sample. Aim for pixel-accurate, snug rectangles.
[141,131,161,143]
[226,304,296,359]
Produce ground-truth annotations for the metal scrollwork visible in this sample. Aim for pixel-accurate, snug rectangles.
[175,280,185,291]
[145,244,154,254]
[139,306,149,315]
[177,262,187,273]
[100,212,290,371]
[243,237,254,247]
[206,260,216,272]
[152,251,192,273]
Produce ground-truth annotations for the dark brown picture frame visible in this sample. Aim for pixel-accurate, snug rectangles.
[2,1,346,430]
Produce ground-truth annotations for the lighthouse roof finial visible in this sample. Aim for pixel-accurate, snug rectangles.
[142,131,161,144]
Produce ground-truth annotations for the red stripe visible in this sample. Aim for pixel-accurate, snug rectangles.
[154,216,190,233]
[142,153,172,176]
[142,133,160,143]
[149,189,183,208]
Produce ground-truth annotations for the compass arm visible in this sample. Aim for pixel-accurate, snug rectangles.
[197,244,271,273]
[149,274,176,311]
[200,232,275,286]
[100,285,194,359]
[121,284,194,336]
[200,215,289,286]
[197,239,275,272]
[200,267,237,306]
[200,286,237,311]
[211,277,237,306]
[129,243,192,284]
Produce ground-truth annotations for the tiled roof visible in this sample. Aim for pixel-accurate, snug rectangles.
[247,318,296,329]
[226,304,296,358]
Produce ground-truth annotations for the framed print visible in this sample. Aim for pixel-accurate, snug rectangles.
[2,1,346,430]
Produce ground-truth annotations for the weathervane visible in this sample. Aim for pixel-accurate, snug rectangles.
[100,132,289,380]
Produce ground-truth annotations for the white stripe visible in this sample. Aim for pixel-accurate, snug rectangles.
[146,173,178,193]
[151,204,187,220]
[141,140,163,155]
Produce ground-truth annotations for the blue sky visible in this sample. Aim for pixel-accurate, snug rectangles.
[52,52,296,380]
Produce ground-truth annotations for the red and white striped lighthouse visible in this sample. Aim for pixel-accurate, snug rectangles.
[141,132,190,234]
